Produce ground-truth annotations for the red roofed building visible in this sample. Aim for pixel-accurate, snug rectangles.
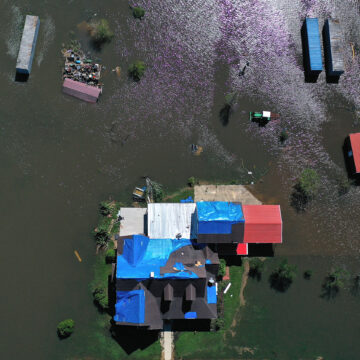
[62,78,101,103]
[349,133,360,174]
[242,205,282,244]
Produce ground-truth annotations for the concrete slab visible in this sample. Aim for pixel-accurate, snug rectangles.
[119,208,147,236]
[194,185,261,204]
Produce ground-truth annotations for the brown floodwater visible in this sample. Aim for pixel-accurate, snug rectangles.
[1,0,360,359]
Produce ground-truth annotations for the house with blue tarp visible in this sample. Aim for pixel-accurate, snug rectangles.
[113,201,282,329]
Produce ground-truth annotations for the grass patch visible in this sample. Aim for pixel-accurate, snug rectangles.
[175,265,244,359]
[163,187,194,203]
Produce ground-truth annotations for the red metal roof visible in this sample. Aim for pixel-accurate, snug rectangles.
[243,205,282,244]
[62,78,101,103]
[236,243,248,255]
[349,133,360,173]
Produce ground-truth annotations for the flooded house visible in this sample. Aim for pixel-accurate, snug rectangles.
[113,201,282,329]
[16,15,40,76]
[62,78,101,103]
[345,133,360,176]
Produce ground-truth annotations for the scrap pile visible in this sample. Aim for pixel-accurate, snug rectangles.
[62,49,102,89]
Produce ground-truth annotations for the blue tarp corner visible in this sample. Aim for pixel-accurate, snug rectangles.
[207,285,217,304]
[184,311,197,319]
[180,196,193,203]
[114,290,145,324]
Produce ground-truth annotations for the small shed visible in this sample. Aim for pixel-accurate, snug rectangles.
[348,133,360,174]
[242,205,282,244]
[303,18,323,73]
[62,78,101,103]
[323,20,344,77]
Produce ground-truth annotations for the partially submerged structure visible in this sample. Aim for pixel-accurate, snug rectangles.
[323,19,344,77]
[302,18,323,76]
[62,78,101,103]
[16,15,40,76]
[345,133,360,175]
[113,200,282,329]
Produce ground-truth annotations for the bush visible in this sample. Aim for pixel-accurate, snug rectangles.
[298,168,320,199]
[105,248,116,263]
[131,6,145,19]
[218,259,226,277]
[322,268,349,299]
[249,258,264,279]
[95,230,110,247]
[99,201,112,216]
[57,319,75,338]
[128,61,146,81]
[304,270,313,279]
[187,176,197,187]
[90,19,113,46]
[279,129,289,143]
[211,317,224,331]
[93,287,108,309]
[270,259,297,292]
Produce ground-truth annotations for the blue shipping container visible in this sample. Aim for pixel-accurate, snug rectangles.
[305,18,323,72]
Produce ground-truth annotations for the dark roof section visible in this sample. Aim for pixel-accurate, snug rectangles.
[186,284,196,301]
[197,221,244,243]
[164,284,174,301]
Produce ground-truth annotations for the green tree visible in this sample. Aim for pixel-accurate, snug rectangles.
[249,258,264,280]
[128,61,146,81]
[99,201,112,216]
[93,287,108,310]
[298,168,320,199]
[90,19,113,46]
[187,176,197,187]
[270,259,297,292]
[303,269,313,279]
[94,230,110,248]
[279,129,289,143]
[57,319,75,338]
[218,259,226,277]
[322,268,349,299]
[131,6,145,19]
[105,248,116,263]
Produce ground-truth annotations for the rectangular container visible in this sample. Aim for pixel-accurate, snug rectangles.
[304,18,323,73]
[16,15,40,75]
[323,19,344,76]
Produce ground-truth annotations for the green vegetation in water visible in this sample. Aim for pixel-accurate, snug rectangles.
[279,128,289,143]
[128,61,146,81]
[321,268,350,299]
[304,269,313,279]
[131,6,146,19]
[187,176,199,187]
[89,19,114,46]
[176,265,244,359]
[57,319,75,338]
[269,259,297,292]
[298,168,320,199]
[249,258,265,280]
[93,200,122,248]
[337,175,352,196]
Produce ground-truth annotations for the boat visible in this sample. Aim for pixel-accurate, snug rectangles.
[132,186,147,200]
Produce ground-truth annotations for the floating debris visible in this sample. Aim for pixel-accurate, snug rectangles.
[191,144,203,156]
[74,250,82,262]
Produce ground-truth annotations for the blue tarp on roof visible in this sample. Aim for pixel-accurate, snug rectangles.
[116,235,198,281]
[184,312,197,319]
[207,285,217,304]
[305,18,323,71]
[114,290,145,324]
[197,201,244,234]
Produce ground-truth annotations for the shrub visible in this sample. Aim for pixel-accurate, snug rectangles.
[249,258,264,279]
[304,270,313,279]
[187,176,196,187]
[93,287,108,309]
[90,19,113,46]
[338,176,351,196]
[322,268,349,298]
[105,248,116,263]
[270,259,297,292]
[95,230,110,247]
[298,168,320,199]
[128,61,146,81]
[99,201,112,216]
[279,129,289,143]
[131,6,145,19]
[57,319,75,338]
[212,317,224,331]
[218,259,226,277]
